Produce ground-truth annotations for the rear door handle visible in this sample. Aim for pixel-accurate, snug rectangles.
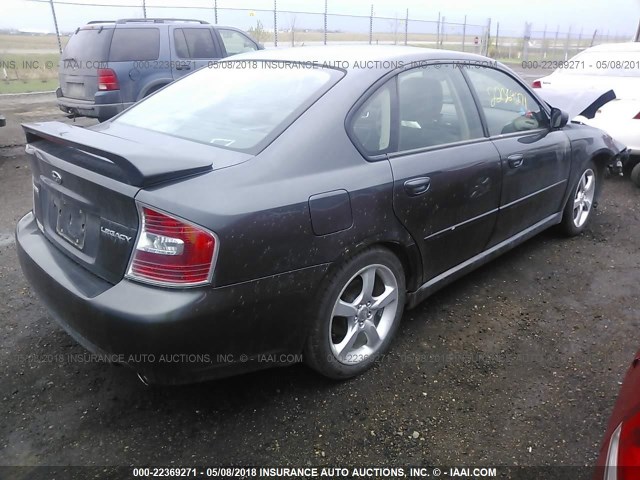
[507,154,524,168]
[404,177,431,196]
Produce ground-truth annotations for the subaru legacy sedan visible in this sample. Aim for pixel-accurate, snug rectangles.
[16,46,625,384]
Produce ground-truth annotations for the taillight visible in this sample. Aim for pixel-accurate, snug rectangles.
[126,205,217,287]
[633,112,640,119]
[97,68,119,91]
[604,410,640,480]
[531,80,542,88]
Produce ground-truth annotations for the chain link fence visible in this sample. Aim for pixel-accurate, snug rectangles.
[0,0,635,93]
[14,0,635,57]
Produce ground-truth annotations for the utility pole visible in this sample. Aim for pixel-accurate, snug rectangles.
[49,0,62,54]
[214,0,218,24]
[404,8,408,46]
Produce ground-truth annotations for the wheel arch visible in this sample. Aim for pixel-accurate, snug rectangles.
[137,81,171,101]
[322,237,422,296]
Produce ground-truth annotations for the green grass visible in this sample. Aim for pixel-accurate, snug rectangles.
[0,52,60,94]
[0,78,58,94]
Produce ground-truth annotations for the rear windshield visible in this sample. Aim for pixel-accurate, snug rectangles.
[115,61,342,153]
[63,27,114,62]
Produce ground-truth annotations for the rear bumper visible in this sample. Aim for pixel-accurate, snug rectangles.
[56,88,133,120]
[16,212,329,384]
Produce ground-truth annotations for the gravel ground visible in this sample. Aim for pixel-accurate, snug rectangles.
[0,73,639,477]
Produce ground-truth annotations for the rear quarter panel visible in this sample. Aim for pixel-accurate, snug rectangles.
[134,72,419,289]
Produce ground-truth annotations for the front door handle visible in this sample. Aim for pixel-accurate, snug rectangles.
[176,64,191,71]
[507,154,524,168]
[404,177,431,196]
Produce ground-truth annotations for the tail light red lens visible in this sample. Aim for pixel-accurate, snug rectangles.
[531,80,542,88]
[97,68,119,91]
[605,410,640,480]
[127,205,217,287]
[633,112,640,119]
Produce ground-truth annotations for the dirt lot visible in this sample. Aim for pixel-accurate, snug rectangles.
[0,79,639,478]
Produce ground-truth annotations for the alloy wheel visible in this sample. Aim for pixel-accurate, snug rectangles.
[573,169,595,228]
[329,264,400,365]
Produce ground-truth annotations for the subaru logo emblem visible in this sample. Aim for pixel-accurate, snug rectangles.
[52,171,62,185]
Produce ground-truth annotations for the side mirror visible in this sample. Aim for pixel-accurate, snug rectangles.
[550,107,569,130]
[257,43,265,50]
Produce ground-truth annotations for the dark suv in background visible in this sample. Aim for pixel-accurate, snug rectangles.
[57,18,262,121]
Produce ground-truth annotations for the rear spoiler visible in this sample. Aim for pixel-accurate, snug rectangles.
[23,122,213,187]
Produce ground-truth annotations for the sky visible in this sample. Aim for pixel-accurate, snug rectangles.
[0,0,638,37]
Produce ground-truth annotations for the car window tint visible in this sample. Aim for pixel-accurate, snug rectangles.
[218,29,257,56]
[109,28,160,62]
[63,28,114,62]
[397,64,484,151]
[180,28,217,59]
[173,29,190,59]
[116,62,340,153]
[464,66,548,136]
[351,81,393,156]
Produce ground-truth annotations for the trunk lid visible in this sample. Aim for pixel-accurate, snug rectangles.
[24,121,251,284]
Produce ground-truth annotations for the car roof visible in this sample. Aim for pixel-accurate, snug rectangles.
[80,18,212,29]
[584,42,640,52]
[227,45,496,72]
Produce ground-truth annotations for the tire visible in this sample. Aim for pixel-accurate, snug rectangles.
[304,247,406,379]
[631,162,640,188]
[560,161,598,236]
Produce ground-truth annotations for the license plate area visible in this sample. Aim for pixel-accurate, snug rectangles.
[54,198,86,249]
[65,82,85,99]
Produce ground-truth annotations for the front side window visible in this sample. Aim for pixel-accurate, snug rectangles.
[218,29,257,56]
[116,62,341,153]
[109,28,160,62]
[397,64,485,151]
[464,66,548,136]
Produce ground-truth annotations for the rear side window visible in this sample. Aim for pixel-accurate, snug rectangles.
[115,62,342,153]
[464,66,548,136]
[351,81,393,156]
[63,28,114,62]
[174,28,217,59]
[109,28,160,62]
[218,29,257,56]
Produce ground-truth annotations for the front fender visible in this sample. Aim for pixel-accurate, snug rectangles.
[561,123,625,209]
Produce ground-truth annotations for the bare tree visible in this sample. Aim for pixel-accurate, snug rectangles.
[248,19,266,44]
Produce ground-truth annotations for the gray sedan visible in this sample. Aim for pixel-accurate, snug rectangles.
[16,46,624,384]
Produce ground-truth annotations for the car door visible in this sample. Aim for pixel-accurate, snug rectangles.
[169,26,223,80]
[383,64,502,281]
[463,66,571,245]
[215,28,259,57]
